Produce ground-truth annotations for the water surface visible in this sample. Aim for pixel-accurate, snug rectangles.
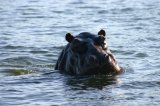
[0,0,160,105]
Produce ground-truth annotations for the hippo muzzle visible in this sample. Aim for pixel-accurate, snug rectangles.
[55,29,122,75]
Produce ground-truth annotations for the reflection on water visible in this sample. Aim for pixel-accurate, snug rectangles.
[6,69,35,76]
[65,75,118,90]
[0,0,160,105]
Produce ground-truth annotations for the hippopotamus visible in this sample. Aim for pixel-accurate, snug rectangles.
[55,29,122,75]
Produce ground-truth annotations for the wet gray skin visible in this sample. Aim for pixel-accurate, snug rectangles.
[55,29,122,75]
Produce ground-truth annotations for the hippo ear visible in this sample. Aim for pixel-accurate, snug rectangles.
[65,33,74,43]
[98,29,106,36]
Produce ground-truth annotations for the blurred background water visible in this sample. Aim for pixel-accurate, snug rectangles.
[0,0,160,105]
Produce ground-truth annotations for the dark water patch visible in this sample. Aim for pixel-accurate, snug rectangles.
[93,19,107,23]
[148,45,160,49]
[51,10,64,14]
[112,33,123,36]
[4,89,23,93]
[120,7,134,12]
[21,15,47,19]
[132,26,143,30]
[65,25,81,29]
[17,7,39,12]
[98,10,108,14]
[28,0,39,3]
[3,45,26,49]
[146,37,159,41]
[16,4,43,9]
[65,75,118,90]
[14,18,29,22]
[134,52,149,58]
[69,1,85,5]
[0,17,5,21]
[42,70,60,76]
[0,36,10,40]
[44,53,59,57]
[0,41,7,45]
[78,6,101,9]
[132,17,155,21]
[108,7,135,14]
[30,50,48,54]
[21,12,40,16]
[0,31,14,36]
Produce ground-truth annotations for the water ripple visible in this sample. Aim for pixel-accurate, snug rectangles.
[134,52,149,58]
[121,81,160,89]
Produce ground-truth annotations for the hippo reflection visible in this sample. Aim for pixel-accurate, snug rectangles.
[55,29,122,75]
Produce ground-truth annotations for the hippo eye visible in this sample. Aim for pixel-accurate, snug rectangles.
[94,36,106,49]
[71,38,87,53]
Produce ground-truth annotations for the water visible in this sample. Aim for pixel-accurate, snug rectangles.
[0,0,160,105]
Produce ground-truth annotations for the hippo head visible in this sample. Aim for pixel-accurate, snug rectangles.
[55,29,122,75]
